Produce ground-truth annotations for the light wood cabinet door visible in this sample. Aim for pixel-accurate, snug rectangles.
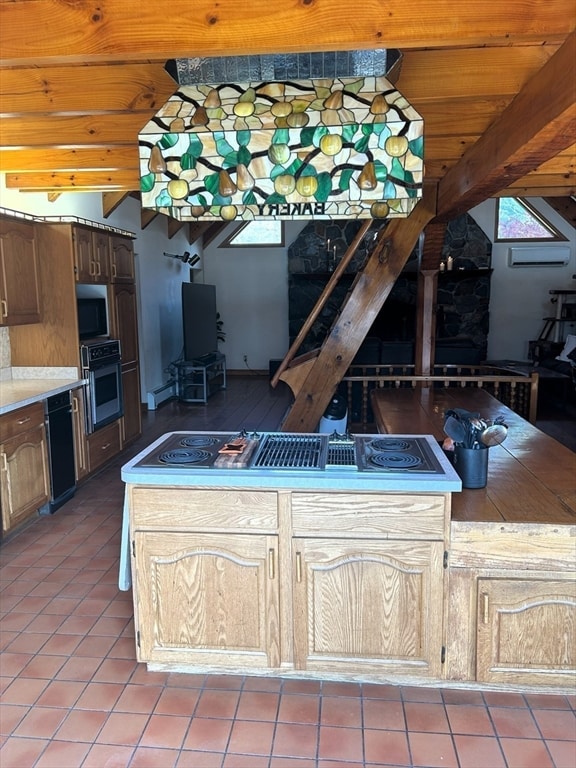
[0,217,42,326]
[133,531,281,669]
[121,363,142,446]
[110,283,139,366]
[293,538,445,678]
[476,577,576,687]
[86,419,121,473]
[110,236,135,282]
[0,422,49,533]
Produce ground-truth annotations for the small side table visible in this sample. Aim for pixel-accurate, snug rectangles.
[176,353,227,403]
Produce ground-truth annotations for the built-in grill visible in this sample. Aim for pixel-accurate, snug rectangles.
[251,434,327,470]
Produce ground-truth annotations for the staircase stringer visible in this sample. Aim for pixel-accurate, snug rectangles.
[271,219,374,390]
[280,190,437,432]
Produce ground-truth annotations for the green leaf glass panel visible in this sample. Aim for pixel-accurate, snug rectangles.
[339,168,354,191]
[272,127,290,145]
[215,134,236,158]
[242,190,257,205]
[236,130,251,147]
[300,126,316,147]
[237,146,251,166]
[265,192,286,205]
[180,153,196,171]
[188,134,203,158]
[315,172,332,202]
[312,125,328,147]
[159,134,178,149]
[409,136,424,159]
[374,160,388,182]
[222,151,239,168]
[342,124,359,143]
[204,173,220,195]
[140,173,156,193]
[384,180,397,198]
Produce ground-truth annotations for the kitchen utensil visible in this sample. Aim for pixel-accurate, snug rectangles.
[479,423,508,446]
[444,415,467,444]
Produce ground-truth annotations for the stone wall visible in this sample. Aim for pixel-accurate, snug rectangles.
[288,214,492,361]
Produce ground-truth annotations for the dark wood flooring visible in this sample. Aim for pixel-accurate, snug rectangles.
[126,374,576,460]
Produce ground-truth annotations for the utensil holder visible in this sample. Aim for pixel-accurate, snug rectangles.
[453,445,489,489]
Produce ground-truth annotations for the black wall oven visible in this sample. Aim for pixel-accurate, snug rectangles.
[81,339,123,433]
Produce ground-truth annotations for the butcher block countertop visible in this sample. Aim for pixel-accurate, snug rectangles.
[371,387,576,525]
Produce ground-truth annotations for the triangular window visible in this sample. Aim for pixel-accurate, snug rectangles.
[221,220,284,247]
[495,198,566,242]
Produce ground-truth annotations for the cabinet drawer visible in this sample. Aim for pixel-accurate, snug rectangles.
[0,402,44,440]
[130,487,278,531]
[87,420,120,472]
[291,492,447,539]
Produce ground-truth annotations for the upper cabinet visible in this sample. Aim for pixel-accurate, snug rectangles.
[73,225,110,284]
[0,217,42,326]
[110,235,135,283]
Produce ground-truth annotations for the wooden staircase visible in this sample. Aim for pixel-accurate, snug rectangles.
[272,189,437,432]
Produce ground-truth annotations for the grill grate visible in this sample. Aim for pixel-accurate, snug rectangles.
[252,434,326,469]
[327,442,356,467]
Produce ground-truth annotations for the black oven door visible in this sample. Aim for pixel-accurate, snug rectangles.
[86,361,123,433]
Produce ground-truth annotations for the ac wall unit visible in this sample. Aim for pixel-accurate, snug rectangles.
[508,246,570,267]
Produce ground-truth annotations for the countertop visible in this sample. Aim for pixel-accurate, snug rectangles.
[0,377,86,415]
[121,431,462,493]
[371,387,576,525]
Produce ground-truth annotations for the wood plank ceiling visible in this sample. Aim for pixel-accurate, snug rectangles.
[1,1,575,236]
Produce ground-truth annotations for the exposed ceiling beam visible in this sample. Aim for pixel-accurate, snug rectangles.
[1,0,572,65]
[4,169,139,191]
[102,191,129,218]
[436,31,576,221]
[543,196,576,227]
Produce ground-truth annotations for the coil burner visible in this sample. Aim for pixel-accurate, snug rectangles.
[356,436,444,474]
[158,448,213,465]
[179,436,221,448]
[133,432,235,469]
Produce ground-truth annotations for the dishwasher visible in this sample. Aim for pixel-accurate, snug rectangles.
[41,391,77,514]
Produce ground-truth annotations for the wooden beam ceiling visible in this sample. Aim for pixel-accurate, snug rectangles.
[0,0,574,212]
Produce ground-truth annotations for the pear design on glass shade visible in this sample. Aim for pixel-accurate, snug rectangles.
[139,75,424,221]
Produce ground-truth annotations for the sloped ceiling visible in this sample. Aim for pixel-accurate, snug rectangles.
[0,1,574,234]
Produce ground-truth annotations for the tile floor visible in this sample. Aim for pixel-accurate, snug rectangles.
[1,419,576,767]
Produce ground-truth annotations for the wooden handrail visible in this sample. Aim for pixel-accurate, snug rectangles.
[270,219,374,388]
[342,368,540,425]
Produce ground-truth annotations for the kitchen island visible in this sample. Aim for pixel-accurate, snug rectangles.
[121,431,460,683]
[121,428,575,690]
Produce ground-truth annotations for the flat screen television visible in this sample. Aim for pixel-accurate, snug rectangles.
[77,297,108,340]
[182,283,219,361]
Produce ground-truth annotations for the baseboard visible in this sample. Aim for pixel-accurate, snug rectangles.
[146,379,176,409]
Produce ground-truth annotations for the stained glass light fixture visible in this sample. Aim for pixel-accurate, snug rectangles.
[139,53,424,222]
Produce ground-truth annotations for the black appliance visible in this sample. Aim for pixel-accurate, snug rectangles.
[41,391,76,514]
[77,297,108,340]
[81,339,123,433]
[182,283,219,361]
